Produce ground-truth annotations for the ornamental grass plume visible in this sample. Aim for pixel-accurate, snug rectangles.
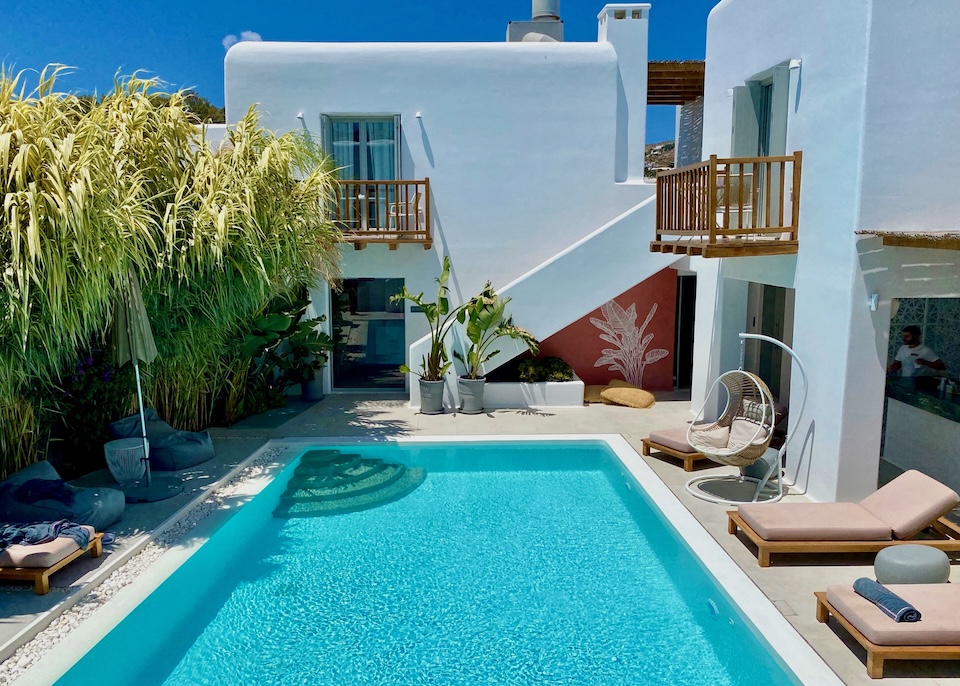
[0,66,341,475]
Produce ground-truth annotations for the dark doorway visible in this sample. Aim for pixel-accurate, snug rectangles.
[674,274,697,389]
[331,278,405,390]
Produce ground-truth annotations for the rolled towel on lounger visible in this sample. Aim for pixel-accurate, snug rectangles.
[853,577,921,622]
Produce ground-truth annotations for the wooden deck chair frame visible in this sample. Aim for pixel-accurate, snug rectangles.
[728,511,960,567]
[0,532,103,594]
[640,436,708,472]
[815,591,960,679]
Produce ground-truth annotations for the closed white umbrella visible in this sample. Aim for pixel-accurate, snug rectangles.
[111,264,181,502]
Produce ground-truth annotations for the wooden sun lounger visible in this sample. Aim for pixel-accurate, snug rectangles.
[0,532,103,594]
[727,511,960,567]
[815,591,960,678]
[640,437,709,472]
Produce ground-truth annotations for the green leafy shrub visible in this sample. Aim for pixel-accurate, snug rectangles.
[517,356,574,383]
[55,350,136,477]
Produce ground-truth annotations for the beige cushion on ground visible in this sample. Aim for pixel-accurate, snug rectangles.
[738,502,892,541]
[599,386,656,409]
[728,418,770,447]
[601,379,638,405]
[584,385,608,404]
[647,426,698,454]
[607,379,637,389]
[0,525,95,568]
[826,583,960,646]
[858,469,960,539]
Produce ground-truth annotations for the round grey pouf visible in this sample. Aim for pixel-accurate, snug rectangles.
[874,544,951,584]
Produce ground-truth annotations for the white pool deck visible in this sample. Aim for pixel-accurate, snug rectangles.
[3,393,960,685]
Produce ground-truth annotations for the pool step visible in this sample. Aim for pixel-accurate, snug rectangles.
[273,450,426,518]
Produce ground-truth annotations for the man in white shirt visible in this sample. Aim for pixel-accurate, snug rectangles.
[888,325,946,377]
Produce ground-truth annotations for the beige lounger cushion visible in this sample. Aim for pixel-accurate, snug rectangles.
[858,470,960,539]
[647,426,698,454]
[0,526,96,569]
[826,583,960,646]
[738,502,892,541]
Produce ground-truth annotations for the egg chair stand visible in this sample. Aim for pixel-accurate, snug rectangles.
[685,333,808,506]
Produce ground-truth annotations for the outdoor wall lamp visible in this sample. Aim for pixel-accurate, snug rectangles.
[868,293,879,312]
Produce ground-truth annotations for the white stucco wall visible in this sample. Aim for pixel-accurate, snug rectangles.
[858,0,960,233]
[695,0,877,501]
[225,9,666,403]
[225,38,652,301]
[695,0,960,502]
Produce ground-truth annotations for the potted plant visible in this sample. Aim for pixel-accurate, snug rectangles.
[454,283,539,414]
[284,317,334,402]
[390,256,461,414]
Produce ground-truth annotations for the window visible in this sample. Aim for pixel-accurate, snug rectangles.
[321,115,400,181]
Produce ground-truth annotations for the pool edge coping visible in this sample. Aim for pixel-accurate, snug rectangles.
[18,434,843,686]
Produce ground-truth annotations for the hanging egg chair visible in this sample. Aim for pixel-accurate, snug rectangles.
[685,333,808,506]
[685,370,776,467]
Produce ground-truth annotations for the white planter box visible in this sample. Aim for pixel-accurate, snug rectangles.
[481,374,584,409]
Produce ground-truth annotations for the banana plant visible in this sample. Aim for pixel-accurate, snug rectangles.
[390,256,462,381]
[454,283,539,380]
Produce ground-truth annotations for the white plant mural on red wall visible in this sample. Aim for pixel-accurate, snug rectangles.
[591,300,669,387]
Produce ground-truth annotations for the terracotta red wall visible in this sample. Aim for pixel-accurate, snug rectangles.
[537,268,677,391]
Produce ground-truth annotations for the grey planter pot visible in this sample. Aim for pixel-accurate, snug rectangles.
[458,376,486,414]
[301,377,324,402]
[419,379,446,414]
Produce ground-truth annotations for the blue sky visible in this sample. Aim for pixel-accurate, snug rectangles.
[1,0,718,143]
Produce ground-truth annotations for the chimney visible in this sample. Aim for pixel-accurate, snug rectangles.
[507,0,564,42]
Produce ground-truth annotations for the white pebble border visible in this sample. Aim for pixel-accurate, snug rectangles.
[0,446,286,686]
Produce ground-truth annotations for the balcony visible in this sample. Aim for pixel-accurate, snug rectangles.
[333,179,432,250]
[650,152,802,258]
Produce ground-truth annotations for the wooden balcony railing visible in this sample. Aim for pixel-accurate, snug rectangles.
[333,178,431,250]
[650,152,802,258]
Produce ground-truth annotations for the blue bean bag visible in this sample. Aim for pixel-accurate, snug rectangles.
[0,460,124,530]
[108,409,215,472]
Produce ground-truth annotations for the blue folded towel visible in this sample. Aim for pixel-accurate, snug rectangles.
[853,577,922,623]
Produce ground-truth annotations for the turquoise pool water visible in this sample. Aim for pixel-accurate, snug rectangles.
[56,441,799,685]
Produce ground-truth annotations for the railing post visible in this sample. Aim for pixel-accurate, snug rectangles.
[424,177,431,241]
[708,155,718,246]
[655,175,663,242]
[791,151,802,242]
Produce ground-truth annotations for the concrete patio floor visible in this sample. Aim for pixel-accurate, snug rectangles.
[3,392,960,685]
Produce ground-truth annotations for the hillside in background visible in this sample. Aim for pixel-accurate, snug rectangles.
[645,140,675,178]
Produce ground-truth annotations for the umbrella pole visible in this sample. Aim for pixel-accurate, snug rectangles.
[133,359,151,487]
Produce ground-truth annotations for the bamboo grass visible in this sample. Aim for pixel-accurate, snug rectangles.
[0,67,341,474]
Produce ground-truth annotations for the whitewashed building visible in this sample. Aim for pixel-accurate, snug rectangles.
[223,2,690,406]
[670,0,960,502]
[222,0,960,504]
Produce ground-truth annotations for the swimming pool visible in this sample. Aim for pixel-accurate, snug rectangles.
[49,436,837,685]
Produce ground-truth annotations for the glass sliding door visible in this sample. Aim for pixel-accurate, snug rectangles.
[331,278,406,390]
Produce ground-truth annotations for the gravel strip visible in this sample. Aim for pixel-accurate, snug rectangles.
[0,447,285,685]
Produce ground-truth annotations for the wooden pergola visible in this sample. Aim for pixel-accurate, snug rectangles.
[856,230,960,251]
[647,61,705,105]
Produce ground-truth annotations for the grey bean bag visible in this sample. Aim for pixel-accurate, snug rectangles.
[108,409,215,472]
[0,460,124,530]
